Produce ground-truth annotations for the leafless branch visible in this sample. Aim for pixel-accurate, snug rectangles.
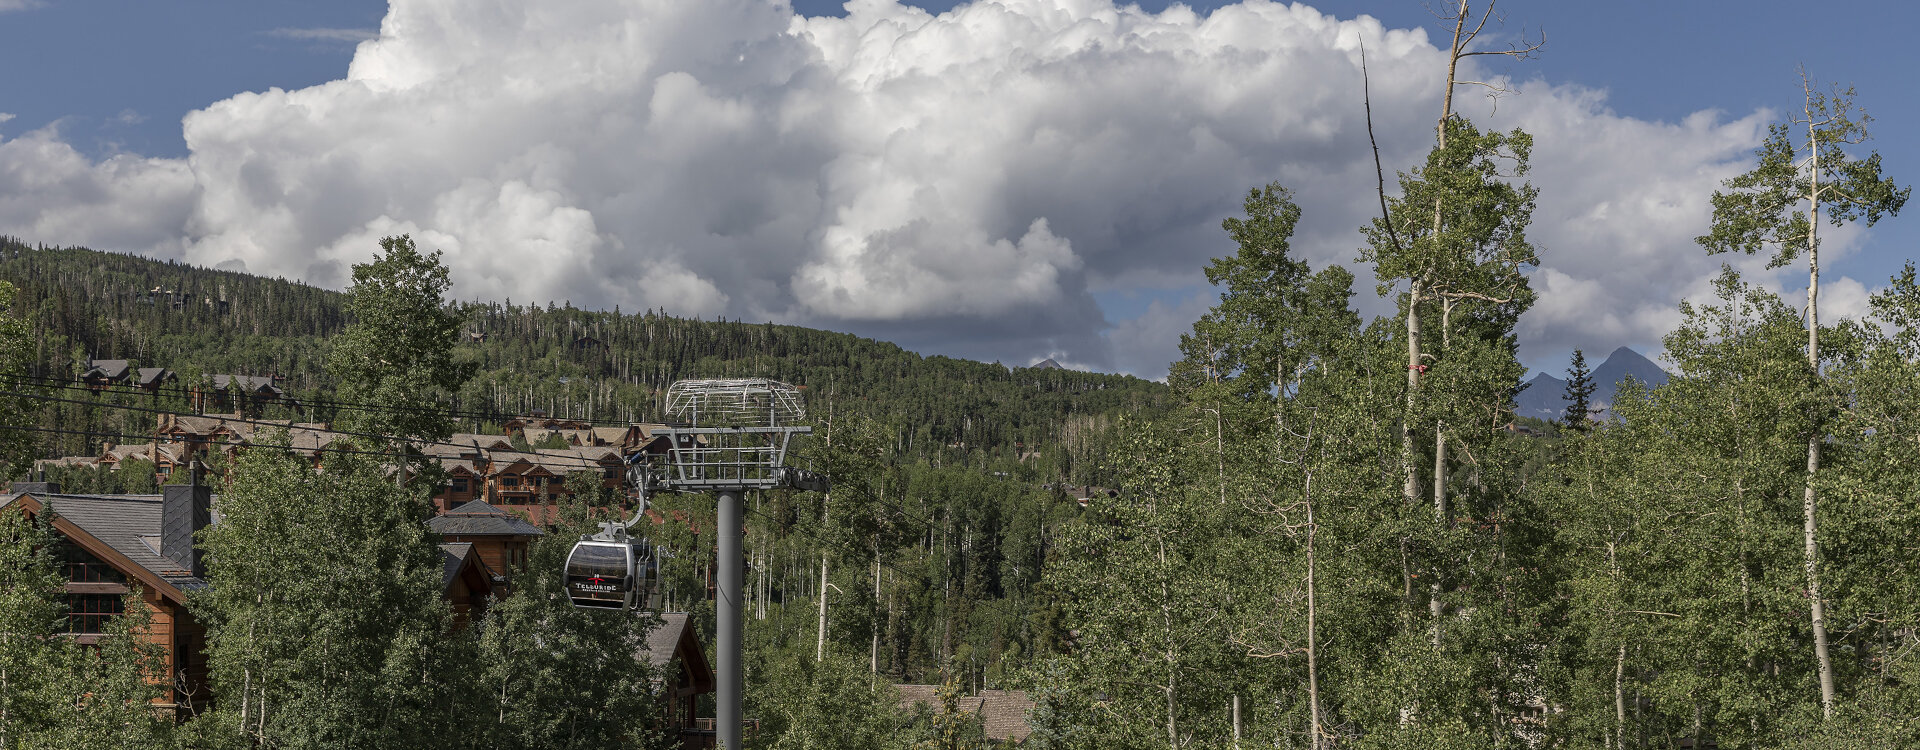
[1360,39,1406,255]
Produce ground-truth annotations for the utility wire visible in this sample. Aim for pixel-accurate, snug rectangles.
[2,372,648,427]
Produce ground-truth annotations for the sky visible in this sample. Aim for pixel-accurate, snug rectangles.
[1,0,1915,380]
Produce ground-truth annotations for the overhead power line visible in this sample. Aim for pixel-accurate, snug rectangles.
[2,372,647,427]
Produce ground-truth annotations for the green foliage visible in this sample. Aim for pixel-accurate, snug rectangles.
[29,588,175,749]
[1361,117,1540,311]
[753,648,900,750]
[328,234,475,448]
[191,440,471,749]
[901,673,989,750]
[474,494,668,750]
[1697,84,1909,268]
[0,506,174,749]
[0,281,35,479]
[0,506,66,748]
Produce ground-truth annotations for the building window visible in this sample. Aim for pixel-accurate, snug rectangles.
[452,476,470,493]
[57,541,127,584]
[67,593,125,634]
[502,476,520,488]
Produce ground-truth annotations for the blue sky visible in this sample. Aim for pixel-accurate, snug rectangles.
[1,1,1915,378]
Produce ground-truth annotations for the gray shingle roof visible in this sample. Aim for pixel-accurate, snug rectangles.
[85,359,131,380]
[3,493,209,592]
[637,611,690,669]
[429,499,544,536]
[895,686,1035,742]
[439,542,474,590]
[136,367,174,386]
[209,374,283,396]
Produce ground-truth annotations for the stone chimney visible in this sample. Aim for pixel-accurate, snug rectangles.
[161,465,211,578]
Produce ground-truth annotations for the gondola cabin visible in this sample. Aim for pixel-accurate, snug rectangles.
[565,536,659,611]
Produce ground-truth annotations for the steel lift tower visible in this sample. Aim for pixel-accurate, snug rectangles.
[566,378,825,750]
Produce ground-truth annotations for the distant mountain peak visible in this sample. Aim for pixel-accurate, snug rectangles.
[1515,346,1670,421]
[1032,358,1064,370]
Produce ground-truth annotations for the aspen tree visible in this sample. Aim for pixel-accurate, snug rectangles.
[1697,78,1909,719]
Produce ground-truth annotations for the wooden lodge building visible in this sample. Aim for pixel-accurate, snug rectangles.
[0,483,215,714]
[428,499,542,592]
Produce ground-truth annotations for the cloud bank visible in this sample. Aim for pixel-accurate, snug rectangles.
[0,0,1849,377]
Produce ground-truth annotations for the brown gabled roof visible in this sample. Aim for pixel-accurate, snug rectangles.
[101,443,184,464]
[490,449,615,476]
[443,433,515,452]
[896,686,1035,743]
[521,428,594,447]
[590,426,634,446]
[34,456,99,470]
[160,415,233,436]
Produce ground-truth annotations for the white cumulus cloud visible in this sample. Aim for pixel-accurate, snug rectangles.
[0,0,1863,378]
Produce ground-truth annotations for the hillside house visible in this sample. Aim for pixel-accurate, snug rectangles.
[190,374,287,414]
[156,414,246,457]
[97,443,185,484]
[0,485,214,715]
[502,414,592,435]
[483,447,624,505]
[135,367,178,394]
[81,359,133,388]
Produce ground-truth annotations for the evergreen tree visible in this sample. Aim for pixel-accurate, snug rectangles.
[1561,348,1597,430]
[0,282,35,478]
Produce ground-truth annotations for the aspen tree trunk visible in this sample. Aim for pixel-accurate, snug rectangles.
[1402,280,1423,510]
[1614,644,1627,750]
[1802,112,1836,718]
[817,555,829,661]
[1160,533,1179,748]
[1306,466,1324,750]
[872,541,881,673]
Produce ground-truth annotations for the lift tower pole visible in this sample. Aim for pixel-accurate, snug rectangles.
[618,379,827,750]
[716,488,743,750]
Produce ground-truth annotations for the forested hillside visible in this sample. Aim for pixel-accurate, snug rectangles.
[0,235,1166,721]
[0,236,1166,481]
